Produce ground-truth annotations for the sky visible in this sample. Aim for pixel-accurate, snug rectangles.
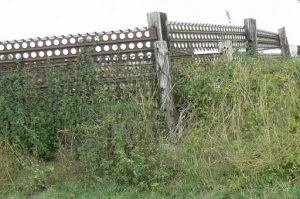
[0,0,299,47]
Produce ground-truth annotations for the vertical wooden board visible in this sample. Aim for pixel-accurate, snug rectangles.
[219,41,233,61]
[298,46,300,57]
[154,41,175,132]
[147,12,169,46]
[244,18,257,53]
[278,27,291,58]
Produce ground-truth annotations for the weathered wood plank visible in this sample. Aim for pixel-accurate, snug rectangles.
[219,41,233,61]
[154,41,175,132]
[147,12,170,47]
[278,27,291,58]
[244,18,257,54]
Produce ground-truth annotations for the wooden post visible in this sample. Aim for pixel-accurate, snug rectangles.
[244,18,257,54]
[278,27,291,58]
[147,12,174,132]
[219,41,233,61]
[298,46,300,57]
[147,12,170,46]
[153,41,175,132]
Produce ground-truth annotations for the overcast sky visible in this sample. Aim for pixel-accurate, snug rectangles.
[0,0,299,46]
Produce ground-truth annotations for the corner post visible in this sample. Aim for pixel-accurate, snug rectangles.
[147,12,175,132]
[219,41,233,61]
[244,18,257,54]
[297,46,300,57]
[278,27,291,58]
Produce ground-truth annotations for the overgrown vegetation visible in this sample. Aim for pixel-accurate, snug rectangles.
[1,52,300,198]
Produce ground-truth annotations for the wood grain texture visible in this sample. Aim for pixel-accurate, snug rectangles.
[219,41,233,61]
[154,41,175,132]
[147,12,170,48]
[244,18,257,53]
[278,27,291,58]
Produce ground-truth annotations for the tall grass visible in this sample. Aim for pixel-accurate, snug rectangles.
[172,55,300,196]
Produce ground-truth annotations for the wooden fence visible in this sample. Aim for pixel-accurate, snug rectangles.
[0,12,299,131]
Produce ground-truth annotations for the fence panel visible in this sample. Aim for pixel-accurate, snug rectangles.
[0,27,158,82]
[257,29,281,51]
[168,22,246,54]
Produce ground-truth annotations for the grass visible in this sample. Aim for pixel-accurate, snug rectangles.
[1,54,300,198]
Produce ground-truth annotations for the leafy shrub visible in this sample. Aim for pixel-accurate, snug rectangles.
[0,48,177,187]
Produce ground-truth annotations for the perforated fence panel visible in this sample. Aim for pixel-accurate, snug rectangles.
[168,22,246,53]
[0,27,158,83]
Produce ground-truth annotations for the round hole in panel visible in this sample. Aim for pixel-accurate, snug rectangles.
[8,54,13,60]
[145,41,151,48]
[78,37,84,43]
[144,31,150,37]
[46,40,52,46]
[105,55,111,61]
[111,34,117,40]
[112,44,118,51]
[6,44,12,50]
[104,45,110,51]
[55,50,61,56]
[71,48,77,54]
[136,32,142,38]
[0,44,4,50]
[121,54,127,60]
[119,33,125,39]
[30,42,36,48]
[54,39,60,45]
[16,53,21,59]
[103,35,109,41]
[39,51,45,57]
[146,52,152,58]
[113,55,119,61]
[0,55,5,60]
[129,43,135,49]
[138,52,144,59]
[95,46,101,52]
[128,32,134,39]
[120,44,126,50]
[47,50,53,56]
[38,41,44,47]
[22,42,28,48]
[70,38,76,44]
[14,43,20,49]
[23,52,29,59]
[95,36,100,42]
[31,52,37,58]
[63,49,69,55]
[86,36,92,42]
[62,38,68,45]
[137,42,143,49]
